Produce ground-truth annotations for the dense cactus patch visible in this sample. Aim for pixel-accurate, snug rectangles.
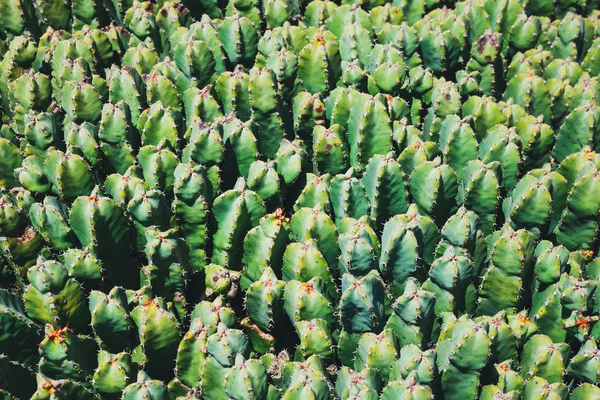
[1,0,600,398]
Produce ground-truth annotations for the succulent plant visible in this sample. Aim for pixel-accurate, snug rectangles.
[0,2,599,399]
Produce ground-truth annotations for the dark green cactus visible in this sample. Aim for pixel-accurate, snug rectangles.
[241,209,290,288]
[0,2,599,399]
[24,257,90,329]
[339,270,385,334]
[386,278,436,349]
[476,226,536,316]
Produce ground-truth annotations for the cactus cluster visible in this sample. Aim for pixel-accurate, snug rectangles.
[1,0,600,399]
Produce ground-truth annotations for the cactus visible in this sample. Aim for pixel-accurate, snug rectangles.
[335,366,379,399]
[386,278,436,349]
[0,3,600,399]
[38,323,97,381]
[521,334,569,384]
[573,384,600,400]
[245,267,285,332]
[32,376,100,399]
[567,339,600,383]
[24,257,90,329]
[337,218,378,277]
[284,278,335,328]
[329,168,369,224]
[44,149,95,201]
[379,212,432,296]
[130,299,180,380]
[224,355,269,399]
[218,15,258,67]
[354,329,397,382]
[89,287,132,353]
[458,160,501,234]
[70,191,139,287]
[409,159,458,227]
[436,316,491,399]
[423,247,474,316]
[92,350,135,397]
[0,289,41,364]
[122,371,169,400]
[390,345,437,385]
[476,226,536,316]
[339,270,385,334]
[211,181,266,268]
[277,355,333,399]
[437,116,479,181]
[423,80,462,138]
[554,159,600,251]
[347,93,392,170]
[362,152,408,228]
[281,240,336,300]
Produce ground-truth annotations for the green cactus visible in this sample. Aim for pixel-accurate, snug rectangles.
[361,152,408,227]
[24,257,90,329]
[294,318,334,360]
[122,371,169,400]
[425,253,474,317]
[29,197,79,251]
[98,101,138,174]
[339,270,385,334]
[38,324,97,381]
[211,181,266,268]
[277,355,333,399]
[436,316,491,400]
[553,105,600,163]
[329,169,370,224]
[312,124,348,175]
[293,173,331,213]
[0,289,42,365]
[281,240,336,300]
[461,96,506,140]
[347,93,392,170]
[423,80,462,138]
[554,160,600,251]
[386,278,436,349]
[390,345,436,385]
[245,267,285,332]
[566,339,600,383]
[458,160,501,234]
[337,217,379,277]
[241,209,290,288]
[137,141,179,196]
[224,355,269,399]
[204,263,241,299]
[290,207,338,273]
[89,286,132,353]
[335,366,379,399]
[44,149,94,201]
[130,299,180,381]
[22,111,59,153]
[437,116,478,182]
[275,139,308,185]
[64,120,103,168]
[379,213,431,296]
[70,191,139,287]
[92,350,136,397]
[0,2,598,399]
[476,226,536,316]
[353,329,397,383]
[284,278,335,327]
[409,159,458,227]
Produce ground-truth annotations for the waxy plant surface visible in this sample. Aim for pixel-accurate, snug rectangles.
[0,0,600,398]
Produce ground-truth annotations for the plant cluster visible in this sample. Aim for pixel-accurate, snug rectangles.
[0,0,600,398]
